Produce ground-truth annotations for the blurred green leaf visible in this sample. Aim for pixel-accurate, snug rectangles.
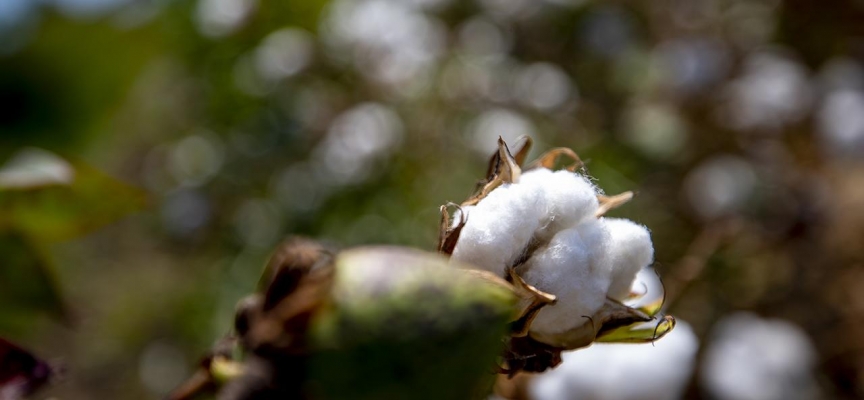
[0,148,146,328]
[0,149,146,242]
[0,232,68,330]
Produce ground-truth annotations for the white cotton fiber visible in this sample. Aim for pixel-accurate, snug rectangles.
[520,169,600,242]
[603,218,655,300]
[451,182,546,276]
[523,221,612,334]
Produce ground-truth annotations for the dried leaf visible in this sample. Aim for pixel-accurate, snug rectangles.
[506,268,556,337]
[463,137,523,206]
[511,136,533,168]
[496,137,522,184]
[526,147,583,172]
[595,191,634,217]
[437,203,467,255]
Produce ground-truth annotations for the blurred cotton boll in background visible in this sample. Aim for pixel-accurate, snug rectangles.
[311,102,404,186]
[817,89,864,158]
[530,321,699,400]
[322,0,445,96]
[254,28,314,83]
[684,155,757,221]
[161,188,211,237]
[702,313,821,400]
[467,109,535,155]
[168,133,225,187]
[195,0,257,38]
[655,38,730,95]
[457,17,511,61]
[621,101,688,161]
[719,51,812,132]
[514,63,575,112]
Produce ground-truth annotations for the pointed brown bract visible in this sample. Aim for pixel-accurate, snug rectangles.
[596,191,635,217]
[464,137,525,206]
[511,136,533,167]
[526,147,583,172]
[506,268,557,337]
[437,203,467,255]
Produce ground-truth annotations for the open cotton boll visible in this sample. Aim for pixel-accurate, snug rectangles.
[523,221,612,334]
[603,218,655,300]
[520,169,600,242]
[451,182,546,277]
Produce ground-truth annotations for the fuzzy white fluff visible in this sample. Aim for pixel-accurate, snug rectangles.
[521,221,612,334]
[519,169,600,242]
[451,168,655,335]
[451,181,547,277]
[604,218,654,300]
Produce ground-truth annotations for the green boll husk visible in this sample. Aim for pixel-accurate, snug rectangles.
[307,246,517,400]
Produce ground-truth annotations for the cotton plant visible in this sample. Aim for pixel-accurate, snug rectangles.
[438,137,674,373]
[170,138,674,399]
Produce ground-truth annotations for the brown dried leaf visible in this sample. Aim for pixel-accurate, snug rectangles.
[437,203,467,255]
[506,268,557,337]
[511,136,533,168]
[464,137,523,206]
[526,147,583,172]
[595,191,634,217]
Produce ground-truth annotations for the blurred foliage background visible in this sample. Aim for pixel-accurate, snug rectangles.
[2,0,864,398]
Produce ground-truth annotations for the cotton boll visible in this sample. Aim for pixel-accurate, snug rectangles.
[575,218,614,283]
[702,313,821,400]
[603,218,654,300]
[524,223,611,334]
[530,321,699,400]
[452,182,546,276]
[520,169,600,241]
